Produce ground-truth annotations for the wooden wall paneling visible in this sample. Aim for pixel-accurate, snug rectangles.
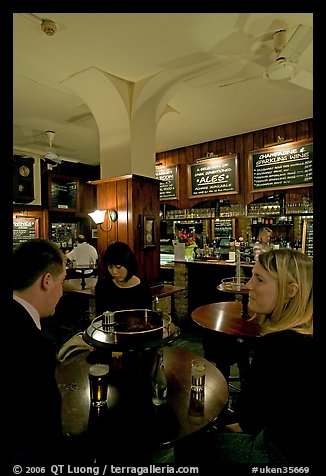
[188,144,199,162]
[253,129,264,150]
[296,119,310,140]
[156,118,312,213]
[92,175,160,285]
[131,176,160,286]
[116,179,129,245]
[42,209,49,239]
[215,138,227,157]
[206,139,216,155]
[235,134,245,202]
[225,136,235,155]
[96,182,112,271]
[79,182,97,217]
[284,122,296,141]
[179,149,189,209]
[200,141,209,158]
[243,132,257,204]
[274,124,286,142]
[263,127,275,147]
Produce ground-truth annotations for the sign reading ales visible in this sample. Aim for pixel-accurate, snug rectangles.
[188,154,238,198]
[155,166,178,200]
[249,140,313,192]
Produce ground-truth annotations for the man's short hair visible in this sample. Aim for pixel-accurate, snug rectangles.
[77,234,86,243]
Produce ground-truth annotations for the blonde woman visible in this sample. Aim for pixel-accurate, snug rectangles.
[253,227,273,261]
[175,249,313,467]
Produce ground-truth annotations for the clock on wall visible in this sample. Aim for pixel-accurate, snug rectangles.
[19,165,31,177]
[13,156,35,204]
[140,215,155,249]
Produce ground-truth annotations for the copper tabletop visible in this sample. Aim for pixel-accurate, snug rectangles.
[191,301,261,337]
[56,346,228,453]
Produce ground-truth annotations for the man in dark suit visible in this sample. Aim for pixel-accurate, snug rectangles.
[11,239,66,464]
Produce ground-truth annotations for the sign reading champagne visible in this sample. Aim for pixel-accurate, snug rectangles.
[249,140,313,192]
[188,154,238,198]
[155,166,178,200]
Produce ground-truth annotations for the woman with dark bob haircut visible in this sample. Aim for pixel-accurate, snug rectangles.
[95,241,153,315]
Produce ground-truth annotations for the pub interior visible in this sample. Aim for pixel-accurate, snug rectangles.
[13,12,314,472]
[12,119,314,469]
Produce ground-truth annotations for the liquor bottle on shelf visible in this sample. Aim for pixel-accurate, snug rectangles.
[152,350,167,406]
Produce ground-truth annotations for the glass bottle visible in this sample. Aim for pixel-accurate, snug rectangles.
[152,350,167,406]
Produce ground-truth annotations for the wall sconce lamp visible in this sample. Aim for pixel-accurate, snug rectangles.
[88,209,118,232]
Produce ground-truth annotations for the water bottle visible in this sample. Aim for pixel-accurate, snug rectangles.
[152,350,167,406]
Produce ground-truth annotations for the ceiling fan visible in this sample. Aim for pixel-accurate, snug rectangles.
[184,24,312,91]
[220,24,313,90]
[41,131,79,165]
[41,131,62,165]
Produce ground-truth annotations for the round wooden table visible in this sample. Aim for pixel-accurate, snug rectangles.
[56,346,228,463]
[66,265,97,289]
[191,301,261,337]
[191,301,261,386]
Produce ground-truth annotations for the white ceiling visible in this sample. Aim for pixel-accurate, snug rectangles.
[13,12,313,166]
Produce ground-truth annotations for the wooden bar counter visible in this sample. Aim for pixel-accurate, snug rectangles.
[185,259,254,314]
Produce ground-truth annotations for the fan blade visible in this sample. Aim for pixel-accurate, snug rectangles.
[219,75,260,88]
[57,156,80,163]
[279,24,312,63]
[289,69,313,91]
[43,148,58,161]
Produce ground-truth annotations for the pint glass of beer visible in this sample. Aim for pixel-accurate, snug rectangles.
[88,364,110,407]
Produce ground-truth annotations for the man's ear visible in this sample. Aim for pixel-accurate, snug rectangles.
[41,272,51,290]
[288,283,299,298]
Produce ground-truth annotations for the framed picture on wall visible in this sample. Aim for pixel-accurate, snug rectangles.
[140,215,155,249]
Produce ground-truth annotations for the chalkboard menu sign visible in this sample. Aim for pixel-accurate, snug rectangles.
[155,166,178,200]
[188,154,238,198]
[49,175,79,211]
[214,219,234,239]
[249,140,313,193]
[302,219,313,258]
[13,217,39,248]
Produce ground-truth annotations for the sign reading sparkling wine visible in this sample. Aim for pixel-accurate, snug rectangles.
[249,140,313,192]
[188,154,238,198]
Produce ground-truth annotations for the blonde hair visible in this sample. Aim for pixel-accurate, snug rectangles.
[258,227,272,242]
[258,249,313,335]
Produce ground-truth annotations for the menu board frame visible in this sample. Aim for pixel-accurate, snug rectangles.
[48,174,80,212]
[13,216,40,248]
[155,165,179,200]
[249,139,313,193]
[301,218,313,258]
[188,154,239,198]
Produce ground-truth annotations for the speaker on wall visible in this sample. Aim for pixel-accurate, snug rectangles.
[13,155,35,204]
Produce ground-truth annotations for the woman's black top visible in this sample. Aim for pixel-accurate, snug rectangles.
[95,276,153,315]
[235,329,314,463]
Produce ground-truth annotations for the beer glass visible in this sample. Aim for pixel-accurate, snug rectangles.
[88,364,110,407]
[191,359,206,393]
